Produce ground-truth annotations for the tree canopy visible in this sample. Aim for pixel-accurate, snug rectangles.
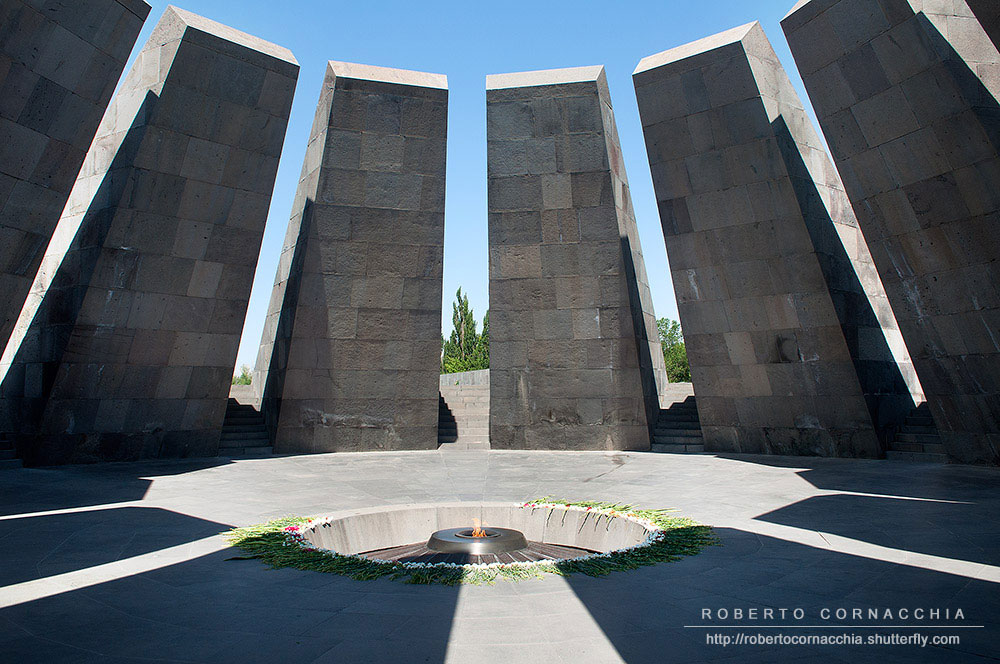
[657,318,690,383]
[441,288,489,373]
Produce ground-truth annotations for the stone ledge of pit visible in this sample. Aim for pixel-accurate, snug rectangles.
[294,502,650,557]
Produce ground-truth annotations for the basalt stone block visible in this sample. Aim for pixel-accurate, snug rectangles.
[0,0,150,353]
[1,7,297,464]
[783,0,1000,464]
[256,62,447,454]
[634,22,920,458]
[487,66,668,451]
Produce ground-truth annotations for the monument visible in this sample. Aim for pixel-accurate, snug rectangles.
[1,6,297,464]
[0,0,150,351]
[783,0,1000,464]
[487,66,668,451]
[255,61,448,453]
[633,23,919,456]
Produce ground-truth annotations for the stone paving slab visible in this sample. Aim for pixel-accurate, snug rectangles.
[0,452,997,662]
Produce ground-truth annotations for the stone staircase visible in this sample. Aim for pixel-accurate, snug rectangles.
[886,402,947,463]
[219,399,273,457]
[0,434,21,469]
[438,377,490,449]
[651,395,704,453]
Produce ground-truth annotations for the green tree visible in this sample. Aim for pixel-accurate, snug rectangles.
[657,318,690,383]
[476,310,489,367]
[232,364,252,385]
[441,288,489,373]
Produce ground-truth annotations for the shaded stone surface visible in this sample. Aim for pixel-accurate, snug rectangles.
[782,0,1000,464]
[487,66,668,451]
[633,23,916,457]
[0,7,297,464]
[0,0,150,352]
[255,61,447,454]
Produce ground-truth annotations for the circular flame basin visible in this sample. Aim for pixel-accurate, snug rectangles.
[427,527,528,555]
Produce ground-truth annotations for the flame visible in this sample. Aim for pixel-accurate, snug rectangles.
[471,518,487,538]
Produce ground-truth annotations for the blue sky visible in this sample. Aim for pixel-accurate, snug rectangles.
[124,0,816,370]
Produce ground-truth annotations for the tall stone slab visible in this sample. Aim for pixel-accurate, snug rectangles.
[487,66,668,451]
[633,23,918,457]
[0,0,150,352]
[783,0,1000,464]
[256,62,447,454]
[0,7,297,464]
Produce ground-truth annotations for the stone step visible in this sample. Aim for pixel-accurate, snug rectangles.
[220,432,269,443]
[900,425,937,434]
[654,428,703,438]
[895,433,942,444]
[654,434,704,445]
[658,413,699,422]
[220,440,269,450]
[226,409,261,418]
[224,417,265,426]
[220,446,274,457]
[651,443,704,453]
[905,417,934,427]
[885,450,948,463]
[655,420,700,430]
[889,441,946,454]
[0,449,15,460]
[0,459,23,469]
[438,441,490,450]
[222,424,267,433]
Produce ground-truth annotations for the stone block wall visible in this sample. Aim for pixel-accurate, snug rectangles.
[256,61,447,454]
[633,22,914,457]
[1,7,297,464]
[0,0,150,352]
[487,66,668,451]
[783,0,1000,464]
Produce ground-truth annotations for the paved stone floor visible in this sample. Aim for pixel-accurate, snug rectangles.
[0,450,998,663]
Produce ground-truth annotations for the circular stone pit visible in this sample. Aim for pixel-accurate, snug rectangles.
[294,501,657,565]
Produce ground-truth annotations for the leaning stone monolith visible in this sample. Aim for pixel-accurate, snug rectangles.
[1,6,297,464]
[783,0,1000,464]
[487,66,668,451]
[255,62,447,454]
[634,22,919,457]
[0,0,150,351]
